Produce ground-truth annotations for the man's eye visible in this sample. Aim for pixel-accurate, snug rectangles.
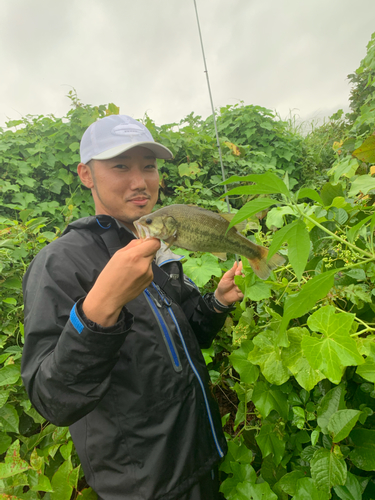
[114,164,127,169]
[145,164,157,169]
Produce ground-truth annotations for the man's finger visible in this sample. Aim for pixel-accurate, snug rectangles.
[123,238,161,257]
[223,262,238,279]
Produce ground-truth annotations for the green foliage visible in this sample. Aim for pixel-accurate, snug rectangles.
[148,103,307,209]
[0,215,94,497]
[212,144,375,497]
[347,32,375,127]
[0,91,119,228]
[1,32,375,499]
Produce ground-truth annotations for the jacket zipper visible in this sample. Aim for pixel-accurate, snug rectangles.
[144,289,182,373]
[151,283,224,458]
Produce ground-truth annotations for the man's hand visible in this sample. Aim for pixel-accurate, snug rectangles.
[214,261,244,312]
[82,238,160,327]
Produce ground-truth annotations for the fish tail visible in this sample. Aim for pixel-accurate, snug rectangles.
[247,247,286,280]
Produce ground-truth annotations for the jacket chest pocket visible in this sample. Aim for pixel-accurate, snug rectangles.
[144,288,182,373]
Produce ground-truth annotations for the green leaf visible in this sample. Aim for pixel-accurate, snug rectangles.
[327,409,362,443]
[352,135,375,163]
[298,188,324,205]
[244,281,272,301]
[107,102,120,115]
[0,440,28,478]
[68,465,80,489]
[2,278,22,289]
[356,356,375,382]
[280,270,336,333]
[220,440,254,475]
[0,364,21,386]
[229,340,259,384]
[346,214,373,243]
[310,448,347,494]
[345,268,367,281]
[248,330,290,385]
[334,471,362,500]
[25,406,45,424]
[320,183,345,206]
[57,168,74,185]
[256,422,286,466]
[311,429,320,446]
[277,470,305,495]
[30,474,54,492]
[302,306,364,384]
[182,253,222,288]
[328,158,359,183]
[349,429,375,471]
[51,459,74,500]
[223,172,290,197]
[348,175,375,197]
[68,142,80,152]
[317,384,346,434]
[0,432,12,455]
[235,273,272,302]
[268,220,310,281]
[42,177,64,195]
[3,297,17,305]
[292,477,330,500]
[236,480,278,500]
[0,404,20,433]
[266,205,296,229]
[284,328,324,391]
[291,406,305,429]
[29,447,44,472]
[78,489,98,500]
[220,462,256,498]
[260,454,286,487]
[252,381,289,420]
[178,162,201,177]
[201,345,214,365]
[227,198,276,230]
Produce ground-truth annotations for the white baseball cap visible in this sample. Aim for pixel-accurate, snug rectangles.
[80,115,173,164]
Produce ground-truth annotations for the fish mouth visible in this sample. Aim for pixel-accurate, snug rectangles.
[134,220,150,239]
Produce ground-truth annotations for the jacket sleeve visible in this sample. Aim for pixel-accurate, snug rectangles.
[179,274,228,349]
[21,245,133,427]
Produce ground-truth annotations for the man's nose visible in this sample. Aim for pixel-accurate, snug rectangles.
[129,169,148,190]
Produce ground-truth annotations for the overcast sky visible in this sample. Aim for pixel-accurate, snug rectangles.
[1,0,374,130]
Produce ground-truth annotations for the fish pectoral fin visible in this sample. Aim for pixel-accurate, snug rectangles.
[217,213,247,231]
[164,232,177,250]
[212,252,227,261]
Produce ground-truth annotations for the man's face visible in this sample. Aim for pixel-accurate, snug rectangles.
[79,146,160,231]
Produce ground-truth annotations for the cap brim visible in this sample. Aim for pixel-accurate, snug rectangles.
[90,141,173,161]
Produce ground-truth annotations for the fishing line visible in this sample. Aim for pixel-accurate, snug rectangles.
[192,0,231,214]
[193,0,240,266]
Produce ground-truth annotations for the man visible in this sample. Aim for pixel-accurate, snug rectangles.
[21,115,244,500]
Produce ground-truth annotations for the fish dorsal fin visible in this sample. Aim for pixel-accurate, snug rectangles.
[212,252,227,261]
[217,213,247,231]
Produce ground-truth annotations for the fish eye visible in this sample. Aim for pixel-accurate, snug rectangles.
[145,218,152,225]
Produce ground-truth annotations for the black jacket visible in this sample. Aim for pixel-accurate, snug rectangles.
[21,216,228,500]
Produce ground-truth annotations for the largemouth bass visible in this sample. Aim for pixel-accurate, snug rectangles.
[134,204,285,280]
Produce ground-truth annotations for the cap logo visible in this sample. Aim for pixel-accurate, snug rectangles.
[112,124,144,136]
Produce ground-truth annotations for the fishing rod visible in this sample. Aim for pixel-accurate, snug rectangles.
[193,0,241,267]
[192,0,231,214]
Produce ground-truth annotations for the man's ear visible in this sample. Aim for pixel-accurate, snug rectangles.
[77,163,94,189]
